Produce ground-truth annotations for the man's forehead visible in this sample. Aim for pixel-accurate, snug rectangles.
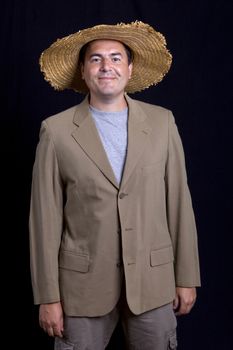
[86,39,126,52]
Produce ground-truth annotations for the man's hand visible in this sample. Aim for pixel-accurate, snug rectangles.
[39,302,64,337]
[173,287,197,316]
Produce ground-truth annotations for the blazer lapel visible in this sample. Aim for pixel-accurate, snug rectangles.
[72,97,119,189]
[120,95,151,188]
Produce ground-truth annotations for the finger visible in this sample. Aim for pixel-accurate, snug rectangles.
[176,300,194,315]
[53,326,64,338]
[173,295,179,310]
[47,327,55,337]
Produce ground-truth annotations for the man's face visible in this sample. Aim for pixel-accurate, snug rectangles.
[81,40,133,100]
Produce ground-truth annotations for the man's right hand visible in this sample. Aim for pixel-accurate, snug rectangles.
[39,302,64,337]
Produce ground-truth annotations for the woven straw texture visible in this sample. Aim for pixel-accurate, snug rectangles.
[39,21,172,93]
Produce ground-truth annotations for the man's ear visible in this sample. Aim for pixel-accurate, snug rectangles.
[129,63,133,79]
[80,63,84,79]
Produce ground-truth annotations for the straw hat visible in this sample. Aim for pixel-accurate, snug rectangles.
[39,21,172,94]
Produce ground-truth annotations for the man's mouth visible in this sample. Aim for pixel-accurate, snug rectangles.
[98,75,116,79]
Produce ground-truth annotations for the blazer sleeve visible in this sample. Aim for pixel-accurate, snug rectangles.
[165,112,201,287]
[29,120,63,304]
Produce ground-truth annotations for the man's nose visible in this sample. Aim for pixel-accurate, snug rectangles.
[100,58,112,71]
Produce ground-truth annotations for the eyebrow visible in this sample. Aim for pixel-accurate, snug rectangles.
[89,52,123,58]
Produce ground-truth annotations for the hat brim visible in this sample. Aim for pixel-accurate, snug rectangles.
[39,21,172,94]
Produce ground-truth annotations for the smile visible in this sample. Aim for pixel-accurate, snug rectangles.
[98,75,116,79]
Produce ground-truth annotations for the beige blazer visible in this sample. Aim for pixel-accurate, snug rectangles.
[29,95,200,316]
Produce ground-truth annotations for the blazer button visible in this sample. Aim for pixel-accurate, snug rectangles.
[119,192,128,199]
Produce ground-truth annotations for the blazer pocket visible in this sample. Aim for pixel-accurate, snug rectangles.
[150,246,174,267]
[59,250,89,273]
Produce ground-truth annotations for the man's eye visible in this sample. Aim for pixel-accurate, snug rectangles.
[90,57,101,63]
[112,57,121,62]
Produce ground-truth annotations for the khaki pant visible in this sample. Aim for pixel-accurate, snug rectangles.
[55,289,177,350]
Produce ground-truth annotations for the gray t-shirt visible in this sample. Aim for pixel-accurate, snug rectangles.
[90,105,128,184]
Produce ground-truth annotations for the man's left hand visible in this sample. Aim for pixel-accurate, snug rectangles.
[173,287,197,316]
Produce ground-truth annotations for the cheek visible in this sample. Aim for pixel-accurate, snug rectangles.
[121,68,132,80]
[82,70,91,82]
[84,67,98,79]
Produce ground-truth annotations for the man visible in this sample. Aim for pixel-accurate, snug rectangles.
[29,21,201,350]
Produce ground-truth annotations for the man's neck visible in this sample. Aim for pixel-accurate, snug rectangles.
[89,93,128,112]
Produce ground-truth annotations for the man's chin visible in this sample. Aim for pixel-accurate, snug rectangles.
[98,89,116,97]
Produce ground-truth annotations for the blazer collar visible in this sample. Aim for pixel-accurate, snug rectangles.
[121,94,151,188]
[72,96,118,189]
[72,94,151,190]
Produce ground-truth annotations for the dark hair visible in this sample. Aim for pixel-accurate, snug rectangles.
[78,41,133,65]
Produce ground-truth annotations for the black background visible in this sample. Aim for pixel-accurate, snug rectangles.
[2,0,232,349]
